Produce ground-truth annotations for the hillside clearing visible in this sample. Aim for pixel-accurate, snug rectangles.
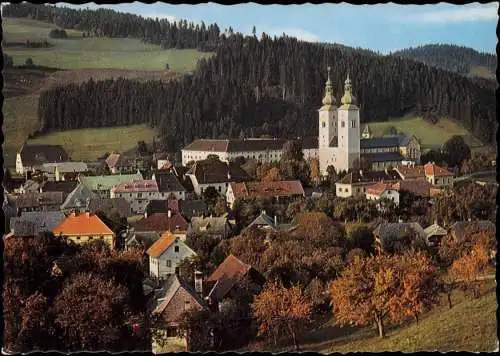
[2,17,214,71]
[27,124,159,162]
[366,115,485,150]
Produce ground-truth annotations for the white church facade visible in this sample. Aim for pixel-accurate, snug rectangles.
[181,68,418,175]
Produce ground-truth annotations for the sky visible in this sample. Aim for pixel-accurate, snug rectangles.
[55,2,498,54]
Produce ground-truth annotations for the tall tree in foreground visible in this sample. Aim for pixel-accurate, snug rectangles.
[330,252,439,338]
[251,280,312,350]
[441,135,471,168]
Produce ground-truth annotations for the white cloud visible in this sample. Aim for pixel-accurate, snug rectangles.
[402,3,498,24]
[140,13,177,23]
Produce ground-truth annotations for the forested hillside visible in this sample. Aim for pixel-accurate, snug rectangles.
[5,3,497,154]
[390,44,497,79]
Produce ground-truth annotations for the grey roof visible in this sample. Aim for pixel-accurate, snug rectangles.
[37,161,88,173]
[448,220,495,242]
[125,231,161,250]
[424,223,447,238]
[153,171,186,193]
[41,180,79,194]
[60,183,98,210]
[374,222,426,251]
[18,144,69,167]
[10,192,65,209]
[246,212,276,230]
[21,179,42,192]
[186,158,250,184]
[360,137,400,149]
[10,211,65,236]
[152,274,206,316]
[361,151,405,163]
[179,200,208,219]
[189,216,231,235]
[87,197,132,217]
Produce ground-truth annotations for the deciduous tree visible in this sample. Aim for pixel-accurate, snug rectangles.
[449,244,490,299]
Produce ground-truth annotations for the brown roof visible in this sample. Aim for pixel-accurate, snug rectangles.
[18,144,69,167]
[393,179,432,197]
[207,254,252,283]
[338,170,400,185]
[87,197,132,217]
[133,213,188,233]
[187,158,250,184]
[153,171,186,192]
[230,180,305,199]
[395,165,426,179]
[146,232,177,258]
[365,181,397,196]
[424,163,453,177]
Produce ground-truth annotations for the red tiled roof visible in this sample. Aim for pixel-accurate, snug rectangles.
[52,212,114,236]
[395,165,426,179]
[338,170,400,185]
[133,213,188,232]
[366,181,397,197]
[167,199,179,212]
[424,163,453,177]
[207,254,252,283]
[230,180,305,199]
[393,179,432,197]
[106,153,121,169]
[146,232,176,258]
[111,180,158,193]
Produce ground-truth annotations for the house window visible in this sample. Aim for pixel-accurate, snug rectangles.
[100,236,104,240]
[76,236,80,240]
[166,260,172,267]
[166,327,177,338]
[218,186,222,192]
[341,121,345,128]
[174,246,179,253]
[89,236,93,240]
[138,193,142,198]
[351,120,356,128]
[322,122,326,128]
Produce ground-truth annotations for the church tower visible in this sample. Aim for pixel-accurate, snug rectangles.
[337,74,360,171]
[318,66,337,149]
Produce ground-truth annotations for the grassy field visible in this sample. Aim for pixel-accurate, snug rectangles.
[367,114,485,150]
[26,124,158,162]
[322,282,497,353]
[2,17,214,71]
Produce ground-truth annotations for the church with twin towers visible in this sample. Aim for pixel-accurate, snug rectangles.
[182,68,419,175]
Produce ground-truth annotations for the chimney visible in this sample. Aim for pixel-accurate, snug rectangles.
[72,210,77,217]
[359,170,363,177]
[274,215,278,226]
[144,210,148,219]
[262,210,266,215]
[194,270,203,296]
[85,211,90,218]
[168,209,172,218]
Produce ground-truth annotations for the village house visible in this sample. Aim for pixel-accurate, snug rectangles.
[185,156,250,197]
[179,199,209,220]
[110,179,163,214]
[206,254,265,311]
[105,153,136,174]
[335,169,401,198]
[244,210,297,233]
[226,180,306,209]
[395,162,454,188]
[147,232,198,279]
[151,171,187,200]
[146,199,180,217]
[86,197,133,218]
[124,231,161,251]
[360,130,421,166]
[52,211,116,249]
[7,191,66,214]
[365,181,400,207]
[391,179,432,198]
[187,215,234,240]
[10,211,66,237]
[132,211,189,240]
[447,220,496,241]
[151,274,207,352]
[373,222,427,254]
[34,161,88,181]
[16,143,70,175]
[78,172,143,198]
[60,183,98,213]
[424,222,448,248]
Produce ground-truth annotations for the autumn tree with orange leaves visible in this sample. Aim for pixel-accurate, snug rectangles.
[450,243,491,299]
[330,251,439,338]
[252,280,312,350]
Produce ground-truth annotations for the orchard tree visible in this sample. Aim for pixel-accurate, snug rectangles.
[261,166,282,182]
[252,280,312,350]
[449,244,490,299]
[309,158,321,187]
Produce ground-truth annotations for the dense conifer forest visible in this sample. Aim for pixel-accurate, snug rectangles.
[5,3,497,153]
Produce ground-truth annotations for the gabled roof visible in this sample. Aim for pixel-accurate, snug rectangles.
[40,180,79,194]
[448,220,495,241]
[392,179,431,197]
[229,180,305,199]
[366,181,398,197]
[189,216,230,235]
[424,163,453,177]
[10,211,66,236]
[133,213,189,233]
[424,223,447,238]
[153,171,186,192]
[18,144,69,167]
[361,151,405,163]
[186,158,250,184]
[79,173,143,191]
[246,211,276,230]
[38,161,88,173]
[60,183,98,210]
[395,165,426,179]
[21,179,42,192]
[360,137,400,149]
[53,212,114,236]
[125,231,161,250]
[146,200,171,215]
[207,254,252,283]
[87,197,132,217]
[111,180,158,193]
[337,169,400,185]
[13,191,65,209]
[105,153,122,169]
[373,222,426,246]
[146,232,177,258]
[152,274,206,319]
[179,200,208,219]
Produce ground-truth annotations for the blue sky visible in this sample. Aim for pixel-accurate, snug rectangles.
[59,2,498,54]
